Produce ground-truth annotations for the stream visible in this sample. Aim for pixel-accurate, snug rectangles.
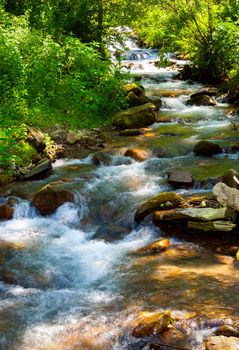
[1,35,239,350]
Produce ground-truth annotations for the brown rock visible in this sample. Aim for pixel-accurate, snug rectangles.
[137,238,170,254]
[124,148,151,162]
[168,171,194,187]
[132,310,174,338]
[187,94,217,106]
[190,87,217,98]
[193,140,223,156]
[135,192,184,223]
[92,152,112,166]
[205,336,239,350]
[222,169,239,189]
[0,204,14,220]
[33,184,74,215]
[119,129,142,136]
[215,325,239,338]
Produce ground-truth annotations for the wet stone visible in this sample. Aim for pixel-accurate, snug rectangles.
[205,336,239,350]
[124,148,151,162]
[136,238,170,254]
[168,171,194,188]
[193,140,223,156]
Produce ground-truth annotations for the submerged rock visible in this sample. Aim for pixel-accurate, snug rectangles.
[92,152,112,166]
[187,94,217,106]
[124,148,151,162]
[112,103,156,129]
[132,310,174,338]
[193,140,223,156]
[135,192,184,223]
[168,171,194,188]
[119,129,142,136]
[22,158,52,180]
[33,184,74,215]
[27,127,46,152]
[213,182,239,211]
[136,238,170,254]
[205,336,239,350]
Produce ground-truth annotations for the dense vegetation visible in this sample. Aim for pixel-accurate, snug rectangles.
[0,0,239,174]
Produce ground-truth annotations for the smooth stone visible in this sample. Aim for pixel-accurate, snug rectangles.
[193,140,223,156]
[187,220,236,232]
[190,87,217,98]
[112,103,156,129]
[27,127,46,152]
[205,336,239,350]
[22,158,52,180]
[33,184,74,215]
[187,94,217,106]
[124,148,151,162]
[168,171,194,187]
[215,325,239,337]
[153,207,236,222]
[135,192,184,223]
[213,182,239,211]
[136,238,170,254]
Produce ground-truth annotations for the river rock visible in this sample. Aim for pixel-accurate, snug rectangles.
[168,171,194,187]
[153,207,235,223]
[22,158,52,180]
[187,94,217,106]
[193,140,223,156]
[187,220,236,232]
[92,152,112,166]
[205,336,239,350]
[132,310,174,338]
[137,238,170,254]
[124,148,151,162]
[124,83,145,97]
[126,91,151,107]
[135,192,184,223]
[227,84,239,105]
[147,96,162,109]
[119,129,142,136]
[215,325,239,337]
[222,169,239,189]
[190,87,217,98]
[0,204,14,220]
[213,182,239,211]
[27,127,46,152]
[112,103,156,129]
[66,130,85,145]
[33,184,74,215]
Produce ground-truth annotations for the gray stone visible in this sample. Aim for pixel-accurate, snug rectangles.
[22,159,52,180]
[213,182,239,211]
[187,220,236,232]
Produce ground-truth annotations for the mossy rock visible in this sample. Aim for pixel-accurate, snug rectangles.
[135,192,184,223]
[112,103,156,130]
[222,169,239,189]
[193,140,223,156]
[123,83,145,97]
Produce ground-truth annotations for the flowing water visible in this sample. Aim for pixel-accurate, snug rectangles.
[1,34,239,350]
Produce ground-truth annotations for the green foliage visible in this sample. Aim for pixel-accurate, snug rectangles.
[0,124,36,173]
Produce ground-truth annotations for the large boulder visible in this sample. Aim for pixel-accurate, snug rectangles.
[22,158,52,180]
[33,184,74,215]
[27,127,46,153]
[193,140,223,156]
[213,182,239,211]
[112,103,156,129]
[135,192,184,223]
[168,171,194,188]
[124,148,151,162]
[187,94,217,106]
